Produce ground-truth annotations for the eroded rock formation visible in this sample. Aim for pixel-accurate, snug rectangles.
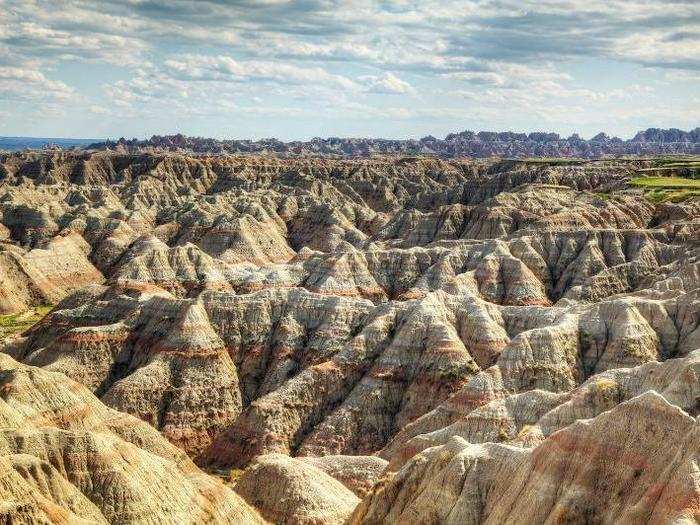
[87,127,700,158]
[350,393,700,524]
[236,453,360,525]
[0,150,698,523]
[0,353,263,523]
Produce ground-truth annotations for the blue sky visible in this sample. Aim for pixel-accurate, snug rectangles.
[0,0,698,140]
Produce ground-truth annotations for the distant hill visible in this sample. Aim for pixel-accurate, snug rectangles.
[0,136,100,151]
[86,127,700,158]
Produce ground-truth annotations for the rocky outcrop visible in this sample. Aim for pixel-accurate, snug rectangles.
[0,353,264,524]
[235,453,359,525]
[298,455,388,498]
[0,232,103,314]
[351,392,700,524]
[382,350,700,471]
[100,299,244,457]
[87,127,700,158]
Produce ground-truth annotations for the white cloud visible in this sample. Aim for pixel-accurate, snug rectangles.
[361,72,415,94]
[612,30,700,69]
[88,105,110,114]
[0,0,697,137]
[0,66,73,101]
[163,55,359,90]
[0,20,147,65]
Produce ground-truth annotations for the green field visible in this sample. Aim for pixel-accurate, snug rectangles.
[630,176,700,202]
[636,157,700,179]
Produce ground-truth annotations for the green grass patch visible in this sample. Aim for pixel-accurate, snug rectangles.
[651,156,700,167]
[630,176,700,189]
[638,157,700,179]
[630,176,700,203]
[0,305,53,339]
[637,165,700,172]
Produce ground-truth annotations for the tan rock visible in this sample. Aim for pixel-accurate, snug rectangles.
[0,353,264,524]
[351,392,700,524]
[235,453,359,525]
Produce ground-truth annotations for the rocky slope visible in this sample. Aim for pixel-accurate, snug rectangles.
[0,353,264,523]
[88,127,700,158]
[236,453,360,525]
[350,392,699,524]
[0,150,698,523]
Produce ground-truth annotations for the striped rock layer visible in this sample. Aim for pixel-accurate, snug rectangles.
[0,151,698,524]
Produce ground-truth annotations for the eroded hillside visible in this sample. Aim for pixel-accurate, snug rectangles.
[0,151,698,524]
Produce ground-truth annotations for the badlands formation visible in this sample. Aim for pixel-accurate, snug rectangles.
[0,150,698,523]
[90,127,700,157]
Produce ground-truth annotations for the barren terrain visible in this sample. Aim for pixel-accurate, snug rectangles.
[0,150,698,524]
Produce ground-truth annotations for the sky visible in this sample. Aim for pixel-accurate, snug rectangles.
[0,0,698,140]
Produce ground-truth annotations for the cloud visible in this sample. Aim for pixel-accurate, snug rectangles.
[441,1,699,70]
[163,55,359,90]
[104,56,414,118]
[3,0,698,75]
[0,66,73,102]
[0,19,147,65]
[611,30,700,69]
[88,105,110,114]
[0,0,697,138]
[361,72,415,94]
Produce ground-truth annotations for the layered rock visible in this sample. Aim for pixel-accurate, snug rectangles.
[382,350,700,471]
[0,353,263,524]
[0,233,103,314]
[298,455,388,498]
[0,150,697,524]
[351,392,700,524]
[235,453,359,525]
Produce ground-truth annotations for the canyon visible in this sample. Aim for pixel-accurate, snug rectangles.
[0,149,697,523]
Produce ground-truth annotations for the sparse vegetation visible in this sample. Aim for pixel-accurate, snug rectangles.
[516,424,536,440]
[0,305,53,339]
[229,468,245,486]
[438,361,481,381]
[590,378,619,398]
[203,467,245,487]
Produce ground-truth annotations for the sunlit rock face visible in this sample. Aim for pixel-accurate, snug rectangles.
[351,393,700,525]
[1,150,698,524]
[0,353,264,524]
